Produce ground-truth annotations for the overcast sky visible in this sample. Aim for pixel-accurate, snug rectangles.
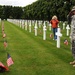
[0,0,37,7]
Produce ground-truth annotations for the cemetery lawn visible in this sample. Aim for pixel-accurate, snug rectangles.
[0,21,75,75]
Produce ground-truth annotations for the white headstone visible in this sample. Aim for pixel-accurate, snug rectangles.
[56,28,62,48]
[66,25,70,36]
[25,20,27,30]
[43,22,47,40]
[29,20,32,32]
[34,21,38,36]
[63,22,65,29]
[49,23,51,31]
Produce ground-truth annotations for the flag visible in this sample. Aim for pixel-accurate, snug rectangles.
[0,62,9,72]
[64,39,68,45]
[0,62,5,67]
[7,53,14,67]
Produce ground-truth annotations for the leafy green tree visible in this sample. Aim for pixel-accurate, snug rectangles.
[12,6,23,19]
[0,5,3,18]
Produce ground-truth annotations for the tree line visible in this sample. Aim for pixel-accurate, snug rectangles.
[0,0,75,21]
[0,5,23,20]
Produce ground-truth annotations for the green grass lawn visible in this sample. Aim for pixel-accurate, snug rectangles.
[0,21,75,75]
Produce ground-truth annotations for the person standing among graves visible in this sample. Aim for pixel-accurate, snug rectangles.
[67,6,75,67]
[50,15,59,40]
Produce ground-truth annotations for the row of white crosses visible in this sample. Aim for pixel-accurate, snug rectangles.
[7,19,70,48]
[7,19,47,37]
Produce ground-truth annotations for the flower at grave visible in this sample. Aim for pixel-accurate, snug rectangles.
[64,39,68,45]
[3,33,6,38]
[50,33,53,38]
[4,41,8,48]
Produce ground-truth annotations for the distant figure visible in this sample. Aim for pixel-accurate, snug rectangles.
[67,6,75,67]
[50,15,59,40]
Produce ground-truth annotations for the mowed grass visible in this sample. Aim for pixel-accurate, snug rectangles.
[0,21,75,75]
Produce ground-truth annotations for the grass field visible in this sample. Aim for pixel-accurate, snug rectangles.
[0,21,75,75]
